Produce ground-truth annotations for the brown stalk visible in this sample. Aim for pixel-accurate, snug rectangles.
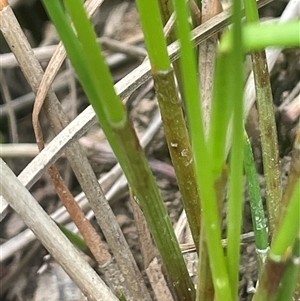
[199,0,222,133]
[155,0,202,254]
[251,50,282,237]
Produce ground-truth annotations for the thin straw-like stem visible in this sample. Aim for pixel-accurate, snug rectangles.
[199,0,222,134]
[152,68,202,253]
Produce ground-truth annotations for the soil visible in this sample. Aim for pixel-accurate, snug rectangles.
[0,0,298,301]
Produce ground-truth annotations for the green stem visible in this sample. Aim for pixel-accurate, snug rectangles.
[243,132,269,271]
[220,21,300,52]
[64,0,125,125]
[135,0,170,71]
[112,114,196,301]
[208,51,232,177]
[243,21,300,49]
[197,225,214,301]
[197,168,228,301]
[198,46,232,301]
[152,69,201,253]
[157,0,196,113]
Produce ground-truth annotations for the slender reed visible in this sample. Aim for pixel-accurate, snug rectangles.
[243,0,282,237]
[136,0,202,258]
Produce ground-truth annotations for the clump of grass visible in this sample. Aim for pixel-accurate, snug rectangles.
[1,0,299,300]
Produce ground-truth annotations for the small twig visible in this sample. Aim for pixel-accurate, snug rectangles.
[0,44,58,69]
[64,60,77,187]
[0,143,39,157]
[199,0,222,134]
[190,0,202,26]
[163,11,176,38]
[0,36,145,69]
[129,188,156,268]
[101,36,147,59]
